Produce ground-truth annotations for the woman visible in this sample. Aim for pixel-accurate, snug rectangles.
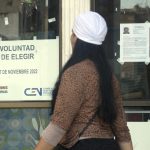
[35,11,133,150]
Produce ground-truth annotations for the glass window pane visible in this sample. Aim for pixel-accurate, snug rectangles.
[120,0,150,99]
[0,0,59,147]
[94,0,150,100]
[0,0,59,40]
[0,0,59,101]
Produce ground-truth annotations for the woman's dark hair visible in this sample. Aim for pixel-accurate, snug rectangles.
[51,39,116,124]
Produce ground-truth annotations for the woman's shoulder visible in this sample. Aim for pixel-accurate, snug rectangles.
[64,59,97,78]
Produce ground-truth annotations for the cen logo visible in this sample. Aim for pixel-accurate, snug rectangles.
[24,88,42,96]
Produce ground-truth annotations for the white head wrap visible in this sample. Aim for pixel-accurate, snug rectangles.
[73,11,107,45]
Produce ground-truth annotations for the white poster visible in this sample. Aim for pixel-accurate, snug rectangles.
[0,39,59,101]
[128,122,150,150]
[119,23,150,64]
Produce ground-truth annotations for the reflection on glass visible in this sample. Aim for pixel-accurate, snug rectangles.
[94,0,150,100]
[121,0,150,23]
[0,0,59,40]
[120,62,149,99]
[120,0,150,99]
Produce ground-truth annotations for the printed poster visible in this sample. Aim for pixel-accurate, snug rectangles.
[119,23,150,64]
[0,39,59,101]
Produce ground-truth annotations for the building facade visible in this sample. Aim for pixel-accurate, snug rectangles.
[0,0,150,149]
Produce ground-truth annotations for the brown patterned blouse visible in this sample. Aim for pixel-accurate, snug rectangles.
[42,59,131,148]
